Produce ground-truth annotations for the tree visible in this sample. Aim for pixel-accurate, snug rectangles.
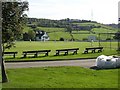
[66,26,74,41]
[2,1,29,83]
[66,26,72,33]
[28,30,36,41]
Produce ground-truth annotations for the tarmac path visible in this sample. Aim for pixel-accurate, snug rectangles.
[5,59,96,69]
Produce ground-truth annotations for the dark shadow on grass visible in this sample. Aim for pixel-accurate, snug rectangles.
[4,57,15,59]
[54,53,78,57]
[90,66,100,70]
[20,55,47,59]
[90,66,120,70]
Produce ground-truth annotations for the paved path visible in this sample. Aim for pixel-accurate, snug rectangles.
[5,59,96,69]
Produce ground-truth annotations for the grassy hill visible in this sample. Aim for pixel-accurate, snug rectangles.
[23,19,118,41]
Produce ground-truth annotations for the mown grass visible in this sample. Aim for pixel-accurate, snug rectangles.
[2,66,119,88]
[38,27,65,32]
[92,28,117,34]
[72,30,90,34]
[4,41,119,61]
[48,32,71,40]
[72,34,97,40]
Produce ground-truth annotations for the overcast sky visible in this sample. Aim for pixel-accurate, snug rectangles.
[27,0,119,24]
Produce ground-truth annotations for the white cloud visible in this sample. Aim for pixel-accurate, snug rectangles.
[27,0,119,24]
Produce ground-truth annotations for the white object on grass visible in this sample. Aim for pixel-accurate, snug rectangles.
[96,55,120,69]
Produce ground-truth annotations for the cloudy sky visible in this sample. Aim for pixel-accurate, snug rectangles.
[27,0,119,24]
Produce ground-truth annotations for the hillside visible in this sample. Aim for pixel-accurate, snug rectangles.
[23,18,118,41]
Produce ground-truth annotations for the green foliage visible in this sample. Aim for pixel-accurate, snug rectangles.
[3,67,118,88]
[28,30,35,40]
[59,37,64,41]
[2,1,29,51]
[66,26,72,33]
[23,26,32,33]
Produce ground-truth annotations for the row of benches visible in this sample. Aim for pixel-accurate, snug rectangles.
[3,47,103,58]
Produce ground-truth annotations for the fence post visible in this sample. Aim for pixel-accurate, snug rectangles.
[98,33,101,47]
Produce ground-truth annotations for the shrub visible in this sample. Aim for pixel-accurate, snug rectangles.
[59,37,64,41]
[106,38,111,40]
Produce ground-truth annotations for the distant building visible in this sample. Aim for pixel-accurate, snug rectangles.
[88,35,96,41]
[35,30,49,41]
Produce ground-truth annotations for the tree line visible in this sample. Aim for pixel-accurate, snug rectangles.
[27,18,99,31]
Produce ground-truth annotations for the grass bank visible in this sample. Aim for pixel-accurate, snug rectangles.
[2,66,118,88]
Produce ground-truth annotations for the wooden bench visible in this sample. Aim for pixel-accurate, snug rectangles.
[83,47,103,54]
[22,50,51,58]
[4,52,18,58]
[55,48,79,56]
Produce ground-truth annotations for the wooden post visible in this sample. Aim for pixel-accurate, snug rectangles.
[98,33,101,47]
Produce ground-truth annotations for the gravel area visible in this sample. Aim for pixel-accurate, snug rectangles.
[5,59,96,69]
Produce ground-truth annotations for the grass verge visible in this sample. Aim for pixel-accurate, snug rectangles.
[2,66,119,88]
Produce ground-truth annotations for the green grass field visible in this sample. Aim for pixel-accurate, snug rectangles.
[92,28,117,34]
[72,34,97,40]
[48,32,71,40]
[2,66,118,88]
[4,41,119,61]
[38,27,65,32]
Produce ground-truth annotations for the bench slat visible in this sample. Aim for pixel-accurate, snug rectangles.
[83,47,103,54]
[55,48,79,56]
[22,50,51,58]
[4,52,18,58]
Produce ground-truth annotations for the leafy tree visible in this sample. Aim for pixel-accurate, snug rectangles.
[114,32,120,40]
[66,26,74,41]
[23,32,29,41]
[2,1,29,83]
[28,30,36,41]
[66,26,72,33]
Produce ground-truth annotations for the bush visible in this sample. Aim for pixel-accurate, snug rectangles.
[59,37,64,41]
[106,38,111,40]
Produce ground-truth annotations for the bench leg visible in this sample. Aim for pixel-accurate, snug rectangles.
[64,51,68,55]
[13,54,15,58]
[45,52,48,56]
[98,49,102,53]
[23,54,27,58]
[92,50,95,53]
[73,51,77,54]
[55,51,59,56]
[83,50,88,54]
[34,53,37,57]
[55,53,58,56]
